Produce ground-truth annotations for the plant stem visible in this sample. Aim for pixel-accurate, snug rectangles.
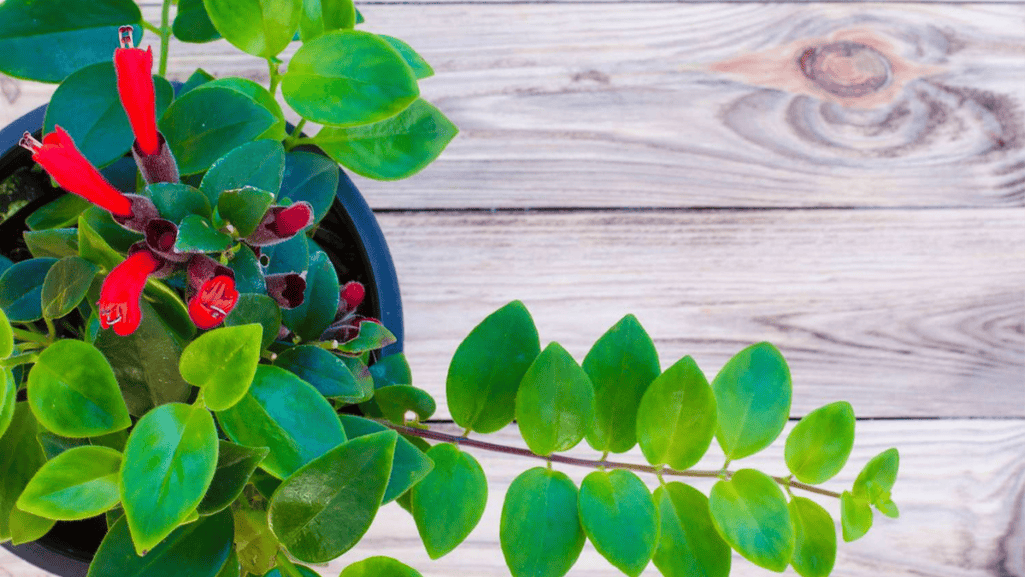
[382,421,843,499]
[1,352,39,368]
[141,21,162,35]
[282,119,308,150]
[267,58,282,95]
[274,550,305,577]
[283,137,317,152]
[43,317,56,342]
[158,0,172,77]
[11,327,48,345]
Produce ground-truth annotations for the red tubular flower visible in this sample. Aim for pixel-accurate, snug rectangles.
[98,250,160,336]
[243,202,314,247]
[114,26,159,156]
[188,276,240,330]
[19,128,132,217]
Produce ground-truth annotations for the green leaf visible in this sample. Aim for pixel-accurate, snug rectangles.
[447,301,540,434]
[0,0,142,83]
[0,403,46,541]
[120,403,219,555]
[175,214,233,253]
[515,342,594,456]
[577,470,658,577]
[88,510,233,577]
[16,445,121,520]
[338,415,434,504]
[275,345,371,402]
[218,187,276,237]
[789,496,836,577]
[43,62,173,168]
[379,36,433,79]
[636,356,717,470]
[159,87,277,175]
[27,340,131,437]
[0,308,12,359]
[226,246,267,296]
[263,233,308,275]
[339,356,373,401]
[250,468,283,501]
[785,401,855,484]
[203,0,301,58]
[370,353,412,387]
[91,428,128,452]
[410,443,485,559]
[8,505,55,545]
[0,369,15,440]
[840,491,872,542]
[279,152,338,227]
[180,324,262,411]
[853,447,899,515]
[708,468,794,572]
[180,68,216,95]
[82,206,143,252]
[26,194,92,230]
[264,564,321,577]
[146,183,213,223]
[315,99,456,181]
[224,294,279,350]
[94,299,192,416]
[203,78,288,141]
[582,314,660,454]
[0,258,57,322]
[268,430,397,562]
[197,441,270,515]
[216,365,346,479]
[281,251,339,341]
[652,482,731,577]
[215,550,241,577]
[173,0,222,43]
[335,321,397,354]
[200,140,286,206]
[282,30,419,127]
[23,228,80,259]
[712,342,792,461]
[372,385,436,424]
[232,502,279,576]
[500,467,584,577]
[143,278,198,343]
[298,0,356,41]
[41,256,97,320]
[77,215,124,272]
[36,431,88,460]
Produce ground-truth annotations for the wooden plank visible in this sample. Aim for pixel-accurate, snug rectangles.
[4,4,1024,209]
[381,209,1025,419]
[2,419,1022,577]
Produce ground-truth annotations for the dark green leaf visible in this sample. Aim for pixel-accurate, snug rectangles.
[708,468,794,572]
[198,441,270,515]
[652,482,731,577]
[840,491,872,542]
[82,206,143,252]
[0,258,57,322]
[173,0,222,43]
[0,0,142,83]
[250,469,282,502]
[0,403,46,541]
[8,505,55,545]
[370,353,412,387]
[269,430,397,562]
[36,431,88,460]
[180,324,263,411]
[105,506,123,529]
[218,188,276,237]
[90,429,128,452]
[281,30,418,127]
[216,365,346,479]
[785,401,855,484]
[23,228,80,259]
[315,99,456,181]
[215,550,241,577]
[26,194,91,230]
[852,448,899,516]
[204,78,288,141]
[409,443,484,559]
[335,321,396,354]
[143,278,198,343]
[275,345,371,402]
[120,403,219,554]
[789,496,836,577]
[146,183,212,223]
[298,0,356,41]
[203,0,301,58]
[281,251,339,341]
[224,294,279,350]
[636,356,717,470]
[226,246,267,295]
[175,214,233,253]
[373,385,436,424]
[500,468,584,577]
[279,152,339,227]
[180,68,216,95]
[339,356,373,400]
[340,557,423,577]
[27,340,131,437]
[77,215,124,272]
[200,140,286,205]
[338,415,433,504]
[447,301,540,434]
[515,342,594,456]
[159,87,277,175]
[262,233,308,275]
[17,445,121,520]
[577,470,657,577]
[41,256,97,319]
[712,342,792,461]
[380,36,433,79]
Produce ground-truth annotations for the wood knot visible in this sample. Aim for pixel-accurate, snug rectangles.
[798,41,891,98]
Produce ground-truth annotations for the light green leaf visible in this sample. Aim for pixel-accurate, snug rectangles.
[500,468,584,577]
[17,445,122,520]
[371,385,436,425]
[0,403,46,541]
[577,470,658,577]
[232,502,279,576]
[27,194,91,231]
[708,468,794,572]
[380,36,434,79]
[785,401,855,484]
[636,356,717,470]
[218,188,276,238]
[41,256,97,320]
[203,0,301,58]
[652,482,731,577]
[0,369,15,440]
[410,443,486,559]
[340,556,423,577]
[23,228,80,259]
[298,0,356,41]
[8,505,56,545]
[840,491,872,542]
[853,448,899,518]
[515,342,594,456]
[789,496,837,577]
[712,342,792,461]
[180,324,263,411]
[0,309,9,359]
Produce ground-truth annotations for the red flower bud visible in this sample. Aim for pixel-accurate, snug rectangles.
[243,202,314,247]
[97,250,160,336]
[114,26,159,156]
[338,281,365,314]
[188,275,240,330]
[19,128,132,217]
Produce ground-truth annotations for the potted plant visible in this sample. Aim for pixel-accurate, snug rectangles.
[0,1,902,577]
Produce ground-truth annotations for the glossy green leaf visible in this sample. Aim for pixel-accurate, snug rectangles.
[94,299,191,416]
[88,510,233,577]
[91,428,128,452]
[380,36,433,79]
[709,468,794,572]
[840,491,872,542]
[315,99,456,181]
[8,505,55,545]
[233,502,279,576]
[269,430,397,562]
[338,415,433,504]
[578,470,658,577]
[500,467,584,577]
[853,448,899,515]
[275,345,371,402]
[373,385,436,424]
[636,356,717,470]
[159,87,277,175]
[0,308,11,359]
[0,0,142,83]
[410,443,485,559]
[215,550,241,577]
[120,403,219,555]
[27,340,130,437]
[203,0,301,58]
[652,482,731,577]
[282,30,419,127]
[104,505,124,529]
[143,278,198,343]
[515,342,594,456]
[0,369,15,440]
[447,301,540,434]
[224,294,279,351]
[41,256,97,320]
[582,314,660,454]
[218,188,276,237]
[789,496,836,577]
[226,246,267,295]
[180,68,216,95]
[17,445,122,520]
[336,321,397,354]
[712,342,792,461]
[298,0,356,41]
[264,564,321,577]
[339,356,373,401]
[203,78,287,141]
[250,469,282,502]
[263,233,308,275]
[0,258,57,322]
[0,403,46,541]
[198,441,270,515]
[279,152,338,227]
[43,62,174,168]
[23,228,80,259]
[180,324,262,411]
[341,556,423,577]
[174,214,233,253]
[281,251,339,341]
[216,365,346,479]
[173,0,222,43]
[146,183,212,223]
[200,140,286,206]
[369,352,412,387]
[785,401,855,484]
[36,431,87,460]
[26,193,92,230]
[82,206,143,252]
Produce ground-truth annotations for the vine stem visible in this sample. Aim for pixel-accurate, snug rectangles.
[381,421,842,499]
[275,551,305,577]
[141,21,162,35]
[11,327,48,345]
[158,0,172,76]
[282,119,309,150]
[267,58,282,95]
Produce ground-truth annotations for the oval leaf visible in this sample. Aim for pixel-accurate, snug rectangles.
[340,556,423,577]
[712,342,792,461]
[380,36,433,79]
[225,247,267,296]
[339,415,433,504]
[173,0,221,43]
[785,401,855,484]
[24,228,80,260]
[515,342,594,456]
[174,214,233,253]
[17,445,121,520]
[410,443,487,559]
[280,151,339,227]
[789,496,837,577]
[636,356,717,470]
[8,506,56,545]
[371,385,436,424]
[200,140,286,206]
[0,309,10,359]
[0,258,57,322]
[298,0,356,42]
[0,403,46,541]
[180,324,263,411]
[840,490,873,542]
[27,195,91,231]
[41,256,97,320]
[197,441,270,515]
[708,468,795,572]
[853,447,899,514]
[275,345,372,402]
[500,467,584,577]
[203,0,301,58]
[204,78,287,141]
[224,294,280,350]
[145,183,212,224]
[281,251,339,341]
[0,369,15,440]
[578,470,658,577]
[652,482,731,577]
